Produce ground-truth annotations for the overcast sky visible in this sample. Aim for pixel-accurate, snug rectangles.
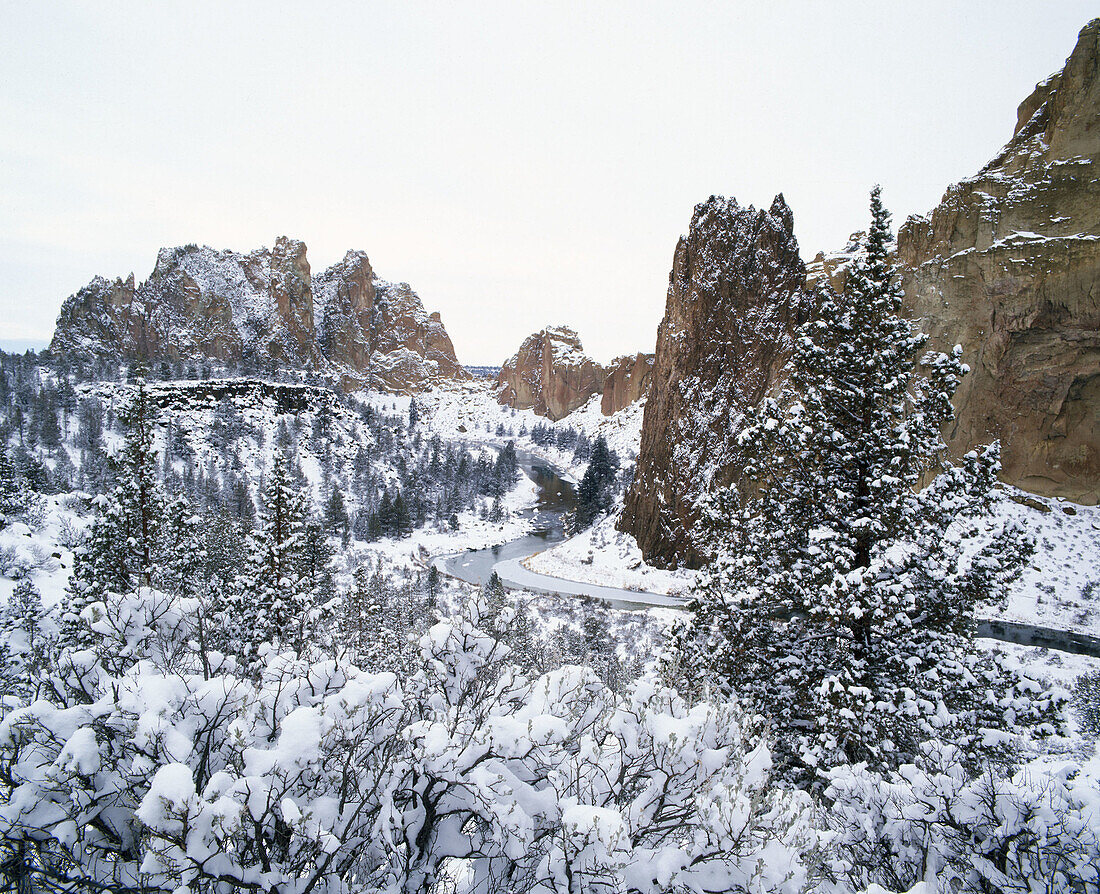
[1,2,1095,364]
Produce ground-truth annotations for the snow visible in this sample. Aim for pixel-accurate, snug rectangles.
[990,490,1100,636]
[524,514,693,598]
[418,379,646,482]
[493,555,688,612]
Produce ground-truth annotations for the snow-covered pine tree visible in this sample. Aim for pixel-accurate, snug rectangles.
[0,448,28,525]
[0,580,47,703]
[572,434,618,531]
[230,459,315,670]
[677,187,1043,779]
[63,374,163,649]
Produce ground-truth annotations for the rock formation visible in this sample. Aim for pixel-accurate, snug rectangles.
[601,353,655,415]
[49,239,467,393]
[895,17,1100,504]
[618,195,811,566]
[312,252,466,391]
[622,18,1100,567]
[496,326,609,421]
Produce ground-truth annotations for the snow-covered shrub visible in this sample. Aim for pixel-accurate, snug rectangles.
[55,512,85,550]
[0,533,56,579]
[1074,671,1100,740]
[0,593,820,894]
[825,741,1100,893]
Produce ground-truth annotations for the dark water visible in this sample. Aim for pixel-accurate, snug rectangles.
[443,450,576,586]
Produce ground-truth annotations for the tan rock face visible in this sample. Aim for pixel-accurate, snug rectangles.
[49,239,468,393]
[368,283,467,392]
[618,195,810,567]
[621,19,1100,568]
[496,326,608,421]
[601,353,655,415]
[896,17,1100,503]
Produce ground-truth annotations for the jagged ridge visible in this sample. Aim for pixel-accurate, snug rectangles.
[49,237,468,393]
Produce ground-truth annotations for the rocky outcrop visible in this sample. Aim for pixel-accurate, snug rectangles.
[313,252,466,391]
[896,17,1100,504]
[618,195,811,567]
[496,326,608,421]
[621,19,1100,567]
[601,353,655,415]
[49,239,467,393]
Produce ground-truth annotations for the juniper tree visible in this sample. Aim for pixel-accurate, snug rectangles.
[64,376,163,647]
[230,460,313,669]
[677,187,1042,780]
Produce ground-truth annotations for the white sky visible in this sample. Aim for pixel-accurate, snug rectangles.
[1,2,1095,364]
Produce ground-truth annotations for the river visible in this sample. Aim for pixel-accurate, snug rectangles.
[437,446,1100,655]
[437,448,686,611]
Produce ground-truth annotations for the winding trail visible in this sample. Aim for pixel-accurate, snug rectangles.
[435,445,1100,658]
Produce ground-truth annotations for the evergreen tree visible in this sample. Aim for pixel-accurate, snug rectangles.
[64,377,163,645]
[324,487,350,539]
[230,461,314,670]
[675,187,1038,780]
[0,449,27,524]
[0,579,47,702]
[425,565,440,610]
[571,435,618,531]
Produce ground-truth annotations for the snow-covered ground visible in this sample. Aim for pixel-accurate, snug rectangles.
[0,494,86,610]
[980,639,1100,746]
[418,380,645,482]
[994,490,1100,636]
[523,514,694,597]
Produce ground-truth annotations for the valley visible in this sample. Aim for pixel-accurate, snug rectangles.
[2,13,1100,894]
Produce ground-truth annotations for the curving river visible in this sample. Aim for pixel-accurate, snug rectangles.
[436,449,686,611]
[436,446,1100,654]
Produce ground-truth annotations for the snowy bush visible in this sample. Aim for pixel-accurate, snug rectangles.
[825,741,1100,893]
[1074,671,1100,741]
[0,534,56,579]
[0,593,820,894]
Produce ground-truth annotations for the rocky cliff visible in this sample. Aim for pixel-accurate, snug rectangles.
[601,353,655,415]
[496,326,609,421]
[311,251,466,392]
[622,19,1100,567]
[618,195,811,566]
[49,239,467,393]
[895,17,1100,503]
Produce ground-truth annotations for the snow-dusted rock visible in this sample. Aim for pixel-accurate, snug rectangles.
[496,325,609,421]
[49,239,468,393]
[619,194,810,567]
[895,17,1100,505]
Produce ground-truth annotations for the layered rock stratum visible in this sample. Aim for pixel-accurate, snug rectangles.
[894,17,1100,503]
[618,195,811,566]
[623,18,1100,567]
[49,239,467,393]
